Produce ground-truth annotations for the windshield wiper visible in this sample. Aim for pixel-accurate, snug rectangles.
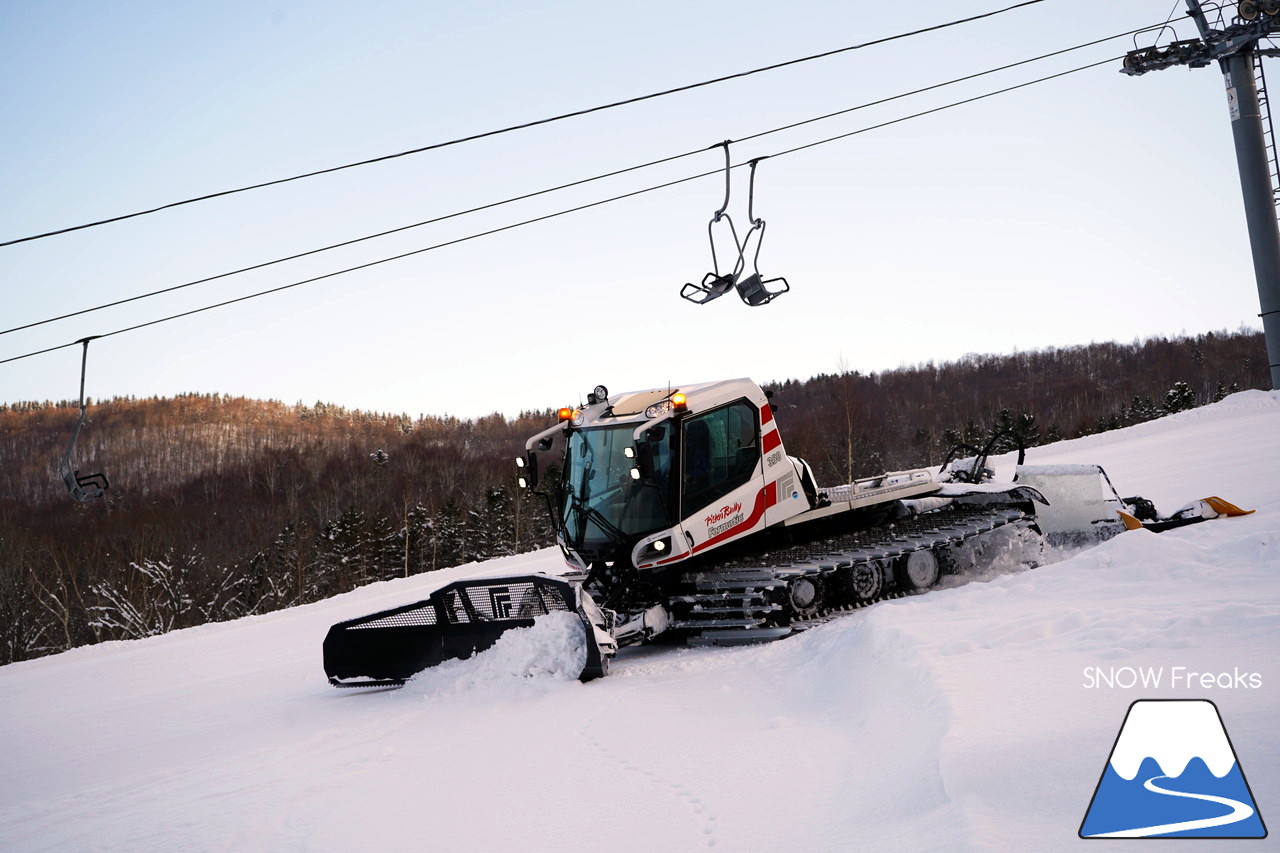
[563,486,628,550]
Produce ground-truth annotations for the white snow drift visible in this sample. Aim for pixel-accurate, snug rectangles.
[1,391,1277,852]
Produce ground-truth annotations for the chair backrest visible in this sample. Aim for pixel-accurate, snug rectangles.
[64,469,108,502]
[736,273,789,307]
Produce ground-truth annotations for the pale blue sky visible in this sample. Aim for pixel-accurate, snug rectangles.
[0,1,1262,417]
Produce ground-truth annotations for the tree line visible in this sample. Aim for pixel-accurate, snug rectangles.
[0,397,558,663]
[771,328,1265,484]
[0,328,1267,665]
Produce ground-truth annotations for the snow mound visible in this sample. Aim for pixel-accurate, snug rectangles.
[1,385,1276,853]
[403,611,587,698]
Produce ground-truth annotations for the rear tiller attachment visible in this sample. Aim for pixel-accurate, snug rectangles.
[1117,495,1254,533]
[1011,464,1255,545]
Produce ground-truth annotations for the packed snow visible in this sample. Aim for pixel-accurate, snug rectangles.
[1,391,1277,851]
[405,610,589,697]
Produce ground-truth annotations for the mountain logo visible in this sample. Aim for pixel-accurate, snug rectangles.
[1080,699,1267,839]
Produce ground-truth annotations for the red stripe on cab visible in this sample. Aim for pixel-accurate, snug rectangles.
[762,430,781,454]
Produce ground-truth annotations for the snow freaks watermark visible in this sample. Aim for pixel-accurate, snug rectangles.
[1082,666,1263,690]
[1079,700,1267,839]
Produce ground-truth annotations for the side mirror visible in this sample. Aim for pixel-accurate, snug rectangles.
[516,451,539,489]
[636,442,656,485]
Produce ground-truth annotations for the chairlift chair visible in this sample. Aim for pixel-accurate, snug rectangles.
[730,158,789,307]
[679,149,790,307]
[60,337,109,502]
[681,141,745,305]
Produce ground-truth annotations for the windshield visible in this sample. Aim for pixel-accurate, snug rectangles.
[561,425,673,549]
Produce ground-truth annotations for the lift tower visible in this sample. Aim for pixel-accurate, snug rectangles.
[1124,0,1280,388]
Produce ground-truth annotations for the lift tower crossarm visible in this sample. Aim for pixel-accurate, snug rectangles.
[1122,1,1280,389]
[1121,2,1276,75]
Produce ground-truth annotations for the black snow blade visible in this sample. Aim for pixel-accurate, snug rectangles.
[323,574,609,688]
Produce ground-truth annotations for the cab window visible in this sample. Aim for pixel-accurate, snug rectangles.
[682,400,760,512]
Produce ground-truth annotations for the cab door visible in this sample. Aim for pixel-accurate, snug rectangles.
[680,400,767,551]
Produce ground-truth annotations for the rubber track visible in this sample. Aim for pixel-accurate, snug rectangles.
[677,504,1030,642]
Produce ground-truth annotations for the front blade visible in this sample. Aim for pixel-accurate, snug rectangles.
[323,575,597,687]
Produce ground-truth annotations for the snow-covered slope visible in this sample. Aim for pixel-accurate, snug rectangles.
[2,392,1278,852]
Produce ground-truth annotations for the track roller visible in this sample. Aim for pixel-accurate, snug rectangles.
[895,550,940,592]
[782,575,825,619]
[840,560,884,604]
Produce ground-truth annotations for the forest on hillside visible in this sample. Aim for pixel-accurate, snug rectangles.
[0,328,1267,665]
[776,329,1266,484]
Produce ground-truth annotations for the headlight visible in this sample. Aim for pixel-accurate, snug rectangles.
[642,537,673,558]
[645,400,673,419]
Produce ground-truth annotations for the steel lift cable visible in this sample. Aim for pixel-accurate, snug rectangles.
[0,54,1120,368]
[0,1,1051,249]
[1,21,1176,340]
